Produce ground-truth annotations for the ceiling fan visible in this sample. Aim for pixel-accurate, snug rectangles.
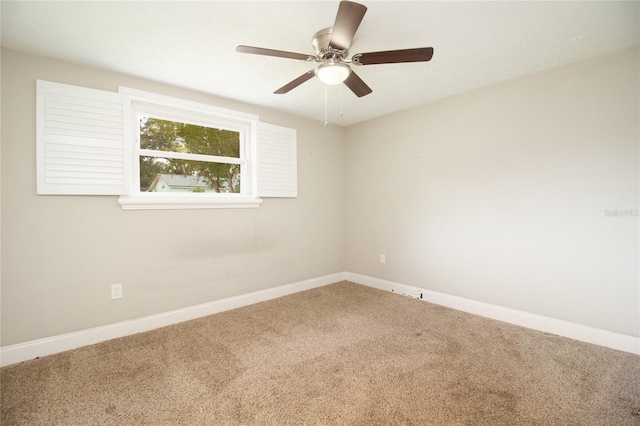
[236,0,434,98]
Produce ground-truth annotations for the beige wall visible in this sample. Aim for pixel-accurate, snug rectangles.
[346,47,639,337]
[2,46,639,348]
[1,49,346,346]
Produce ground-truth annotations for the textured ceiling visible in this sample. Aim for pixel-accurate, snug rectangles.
[2,1,639,126]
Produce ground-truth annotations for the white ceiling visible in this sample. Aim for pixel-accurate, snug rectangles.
[2,1,638,126]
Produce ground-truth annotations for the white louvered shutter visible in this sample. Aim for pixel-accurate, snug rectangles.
[257,122,297,198]
[36,80,126,195]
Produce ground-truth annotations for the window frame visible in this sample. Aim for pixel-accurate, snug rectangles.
[117,87,263,209]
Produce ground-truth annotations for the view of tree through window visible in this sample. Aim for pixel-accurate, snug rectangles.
[139,117,241,193]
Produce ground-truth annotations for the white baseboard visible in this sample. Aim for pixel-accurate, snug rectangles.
[346,272,640,355]
[0,272,347,367]
[3,271,637,367]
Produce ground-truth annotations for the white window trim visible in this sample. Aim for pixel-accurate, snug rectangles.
[118,193,263,210]
[117,87,263,210]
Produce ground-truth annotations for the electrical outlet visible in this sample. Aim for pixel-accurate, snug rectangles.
[111,283,122,299]
[380,254,386,264]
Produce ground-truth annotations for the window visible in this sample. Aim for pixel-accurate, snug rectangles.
[119,87,262,209]
[36,80,297,209]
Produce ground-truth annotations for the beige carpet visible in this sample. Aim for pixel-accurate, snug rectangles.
[1,281,639,425]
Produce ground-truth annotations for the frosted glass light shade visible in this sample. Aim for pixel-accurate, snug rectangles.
[316,63,350,85]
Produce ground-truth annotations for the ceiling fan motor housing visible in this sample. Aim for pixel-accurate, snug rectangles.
[313,28,348,60]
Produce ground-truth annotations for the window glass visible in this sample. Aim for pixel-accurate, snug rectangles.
[140,117,240,158]
[140,157,241,193]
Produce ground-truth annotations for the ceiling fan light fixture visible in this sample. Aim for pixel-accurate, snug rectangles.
[316,62,351,85]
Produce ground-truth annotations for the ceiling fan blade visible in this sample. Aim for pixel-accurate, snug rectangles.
[344,70,372,97]
[329,1,367,51]
[352,47,434,65]
[274,70,316,94]
[236,45,316,62]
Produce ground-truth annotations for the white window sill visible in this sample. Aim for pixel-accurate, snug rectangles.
[118,194,263,210]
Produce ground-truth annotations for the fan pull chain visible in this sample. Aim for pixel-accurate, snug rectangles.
[324,85,329,126]
[340,84,344,117]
